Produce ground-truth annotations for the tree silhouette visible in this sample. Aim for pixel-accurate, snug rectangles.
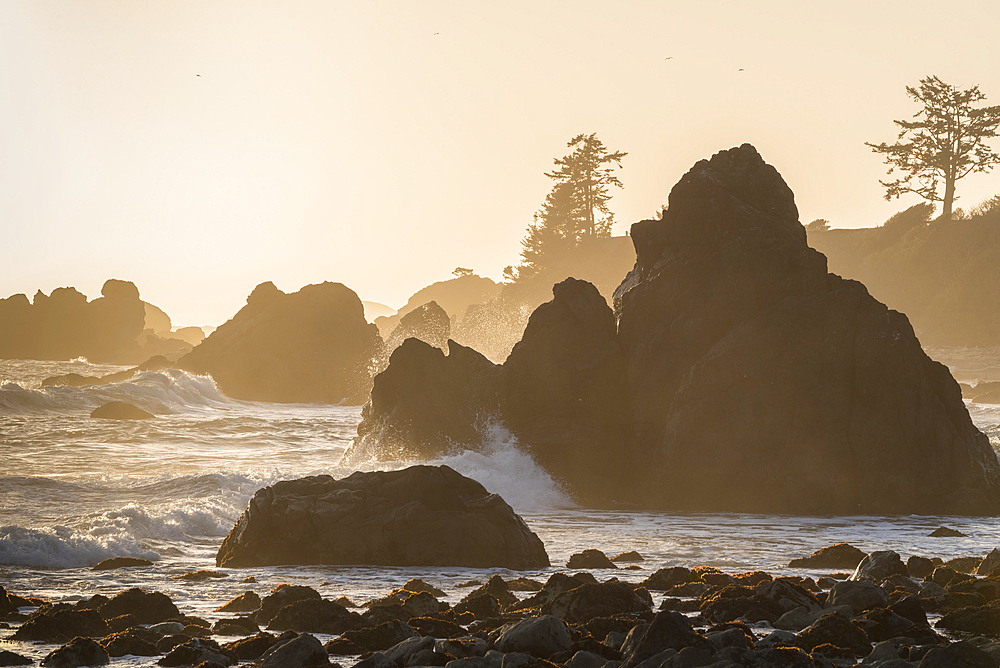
[517,134,626,277]
[867,76,1000,219]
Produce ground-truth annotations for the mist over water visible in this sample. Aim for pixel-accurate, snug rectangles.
[4,355,1000,665]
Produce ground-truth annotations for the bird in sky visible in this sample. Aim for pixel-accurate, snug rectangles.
[196,74,201,77]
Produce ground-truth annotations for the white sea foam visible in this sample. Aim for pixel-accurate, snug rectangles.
[0,368,230,415]
[0,524,159,569]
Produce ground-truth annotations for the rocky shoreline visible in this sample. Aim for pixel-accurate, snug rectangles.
[6,540,1000,668]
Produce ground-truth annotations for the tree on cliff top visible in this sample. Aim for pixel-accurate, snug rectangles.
[867,75,1000,220]
[517,133,626,279]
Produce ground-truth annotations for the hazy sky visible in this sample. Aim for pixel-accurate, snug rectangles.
[3,1,999,327]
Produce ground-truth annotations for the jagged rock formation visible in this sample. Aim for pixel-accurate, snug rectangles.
[349,144,1000,515]
[176,281,382,404]
[613,144,1000,513]
[375,274,500,337]
[0,279,146,364]
[216,465,549,569]
[383,301,451,354]
[343,279,630,505]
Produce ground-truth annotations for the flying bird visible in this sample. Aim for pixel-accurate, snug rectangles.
[738,68,744,72]
[196,74,201,77]
[664,56,673,60]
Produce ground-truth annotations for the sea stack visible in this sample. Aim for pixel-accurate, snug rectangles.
[614,143,1000,513]
[176,281,382,404]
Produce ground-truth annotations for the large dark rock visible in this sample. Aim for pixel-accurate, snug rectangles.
[176,281,382,404]
[503,277,633,504]
[11,605,110,643]
[341,339,504,464]
[99,588,179,625]
[345,278,632,505]
[0,279,146,363]
[788,543,866,569]
[612,143,1000,513]
[40,636,109,668]
[216,465,549,569]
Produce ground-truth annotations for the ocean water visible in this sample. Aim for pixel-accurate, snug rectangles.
[3,354,1000,665]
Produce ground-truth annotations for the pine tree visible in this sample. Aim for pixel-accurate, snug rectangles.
[517,133,626,275]
[867,76,1000,219]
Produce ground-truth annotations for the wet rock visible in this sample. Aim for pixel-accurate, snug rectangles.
[150,622,186,636]
[640,568,700,591]
[435,637,490,659]
[266,598,362,635]
[611,552,644,563]
[100,627,161,657]
[157,637,233,666]
[90,401,153,420]
[774,605,852,631]
[917,641,994,668]
[794,612,871,657]
[403,579,447,597]
[454,594,500,620]
[399,591,443,617]
[613,143,1000,514]
[408,616,467,639]
[221,632,279,661]
[788,543,867,570]
[382,636,435,666]
[699,586,784,624]
[255,585,321,625]
[510,572,597,611]
[323,637,363,656]
[341,619,418,652]
[948,556,984,573]
[936,605,1000,635]
[177,569,227,581]
[215,591,261,613]
[460,575,518,609]
[212,616,259,636]
[930,526,967,537]
[567,550,618,570]
[40,637,109,668]
[931,566,961,588]
[851,550,908,583]
[756,578,822,613]
[100,588,179,625]
[827,580,889,614]
[619,611,711,668]
[494,615,572,658]
[908,556,936,579]
[0,650,33,666]
[91,557,154,570]
[156,634,189,654]
[11,605,110,643]
[217,465,549,570]
[977,548,1000,576]
[546,580,650,624]
[255,631,329,668]
[176,281,382,404]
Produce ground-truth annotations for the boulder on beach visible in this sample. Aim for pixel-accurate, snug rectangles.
[90,402,154,420]
[216,464,549,570]
[176,281,382,404]
[612,143,1000,514]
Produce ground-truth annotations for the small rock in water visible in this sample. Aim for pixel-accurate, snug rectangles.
[92,556,154,570]
[215,591,261,613]
[177,569,228,581]
[930,526,967,537]
[41,636,110,667]
[90,401,154,420]
[787,542,866,569]
[0,650,33,666]
[566,549,617,569]
[401,578,446,597]
[610,551,644,563]
[241,576,258,583]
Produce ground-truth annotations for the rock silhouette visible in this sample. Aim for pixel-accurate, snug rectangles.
[351,144,1000,514]
[176,281,382,404]
[383,301,451,354]
[613,143,1000,513]
[216,465,549,569]
[0,279,146,364]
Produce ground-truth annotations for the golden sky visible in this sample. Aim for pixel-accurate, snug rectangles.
[2,1,998,326]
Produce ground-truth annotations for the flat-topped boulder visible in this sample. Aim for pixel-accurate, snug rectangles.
[176,281,382,404]
[216,465,549,569]
[612,144,1000,514]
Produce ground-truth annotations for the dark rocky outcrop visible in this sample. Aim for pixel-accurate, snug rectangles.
[216,465,549,569]
[91,557,154,570]
[11,605,110,643]
[99,588,179,625]
[788,543,866,570]
[176,281,381,404]
[0,279,146,364]
[40,636,110,667]
[612,143,1000,513]
[341,340,504,464]
[344,278,632,505]
[90,402,154,420]
[930,526,967,537]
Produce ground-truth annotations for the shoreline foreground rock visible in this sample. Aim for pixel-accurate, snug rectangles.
[216,465,549,569]
[347,144,1000,515]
